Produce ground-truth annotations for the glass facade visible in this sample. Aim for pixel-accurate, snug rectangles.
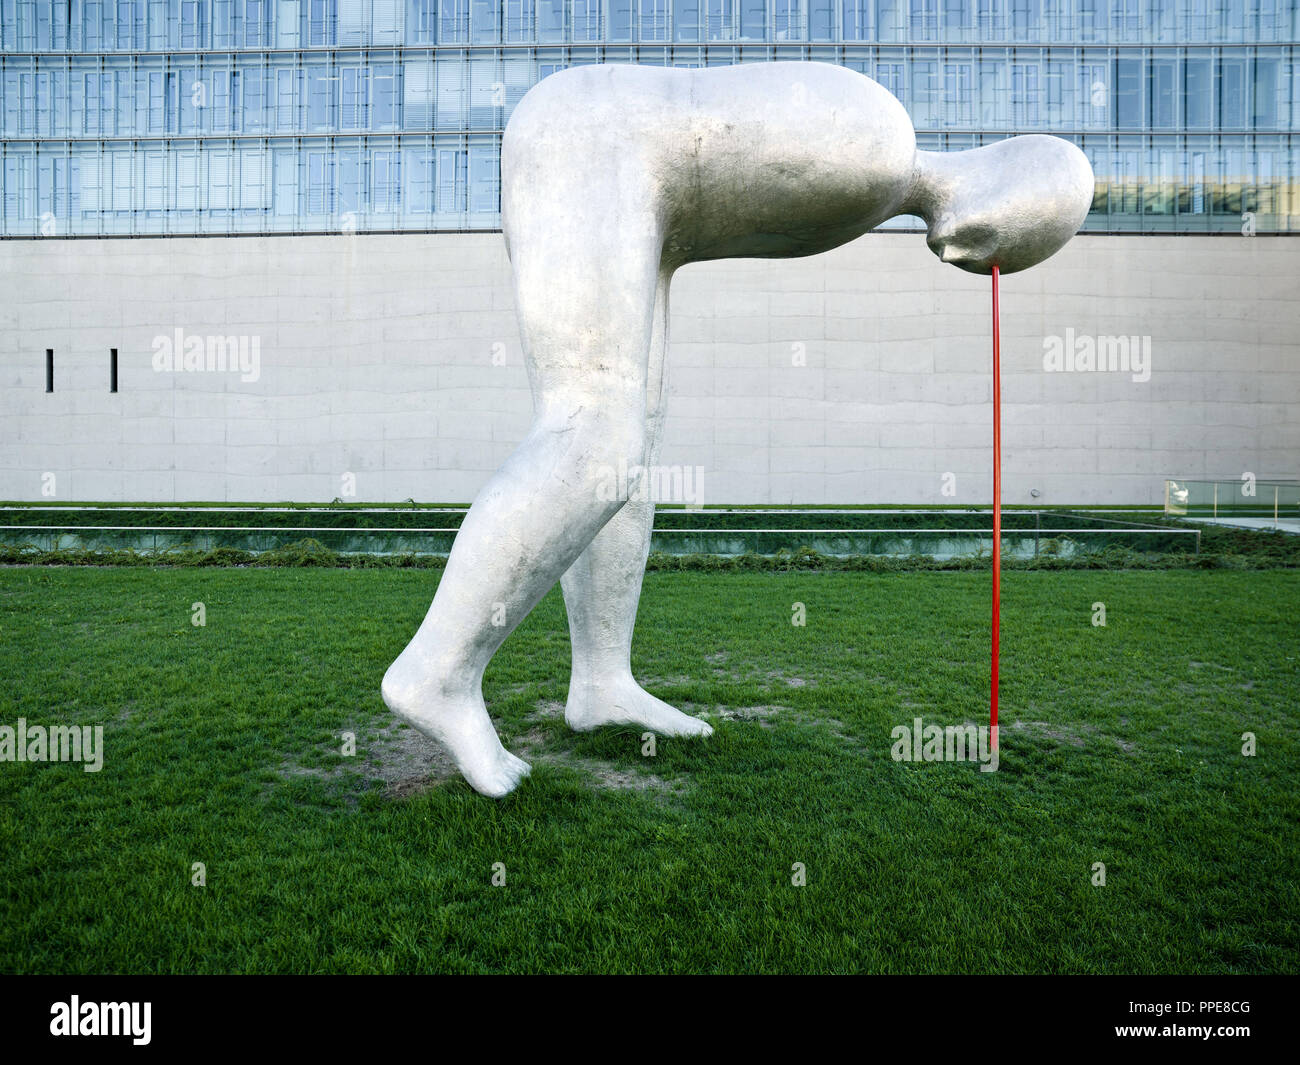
[1,1,1297,236]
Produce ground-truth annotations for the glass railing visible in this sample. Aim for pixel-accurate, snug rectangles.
[0,506,1202,558]
[1165,478,1300,526]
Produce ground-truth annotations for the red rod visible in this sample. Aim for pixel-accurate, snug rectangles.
[990,265,1001,750]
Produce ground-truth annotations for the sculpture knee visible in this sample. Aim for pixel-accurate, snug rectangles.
[536,405,650,496]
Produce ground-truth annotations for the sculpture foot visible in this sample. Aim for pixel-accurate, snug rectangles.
[566,675,714,737]
[382,672,531,798]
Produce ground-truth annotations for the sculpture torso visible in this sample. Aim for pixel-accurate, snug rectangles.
[502,62,920,268]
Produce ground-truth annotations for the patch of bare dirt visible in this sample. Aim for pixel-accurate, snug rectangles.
[1008,719,1136,753]
[703,661,821,689]
[528,700,566,721]
[279,719,460,799]
[691,703,787,729]
[514,726,689,797]
[687,702,855,742]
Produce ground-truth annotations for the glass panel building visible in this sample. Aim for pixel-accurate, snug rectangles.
[1,0,1297,236]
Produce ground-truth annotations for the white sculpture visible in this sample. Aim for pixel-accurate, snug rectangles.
[382,62,1094,797]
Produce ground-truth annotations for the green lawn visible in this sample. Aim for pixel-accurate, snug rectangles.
[0,567,1296,974]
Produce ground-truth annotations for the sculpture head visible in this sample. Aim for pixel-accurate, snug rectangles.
[904,136,1095,275]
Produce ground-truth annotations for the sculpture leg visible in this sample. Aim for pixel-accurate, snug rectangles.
[560,272,712,737]
[381,222,662,797]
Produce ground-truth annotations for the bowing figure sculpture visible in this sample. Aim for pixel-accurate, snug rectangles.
[381,61,1095,796]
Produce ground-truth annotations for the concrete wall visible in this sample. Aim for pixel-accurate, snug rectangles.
[0,232,1295,505]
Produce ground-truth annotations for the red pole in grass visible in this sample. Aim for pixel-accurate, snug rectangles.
[990,265,1001,751]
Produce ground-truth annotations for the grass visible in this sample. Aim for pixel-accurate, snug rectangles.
[0,566,1296,973]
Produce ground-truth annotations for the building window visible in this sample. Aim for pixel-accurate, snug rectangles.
[0,3,1295,237]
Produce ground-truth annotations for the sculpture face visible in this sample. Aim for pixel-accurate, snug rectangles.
[913,135,1096,276]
